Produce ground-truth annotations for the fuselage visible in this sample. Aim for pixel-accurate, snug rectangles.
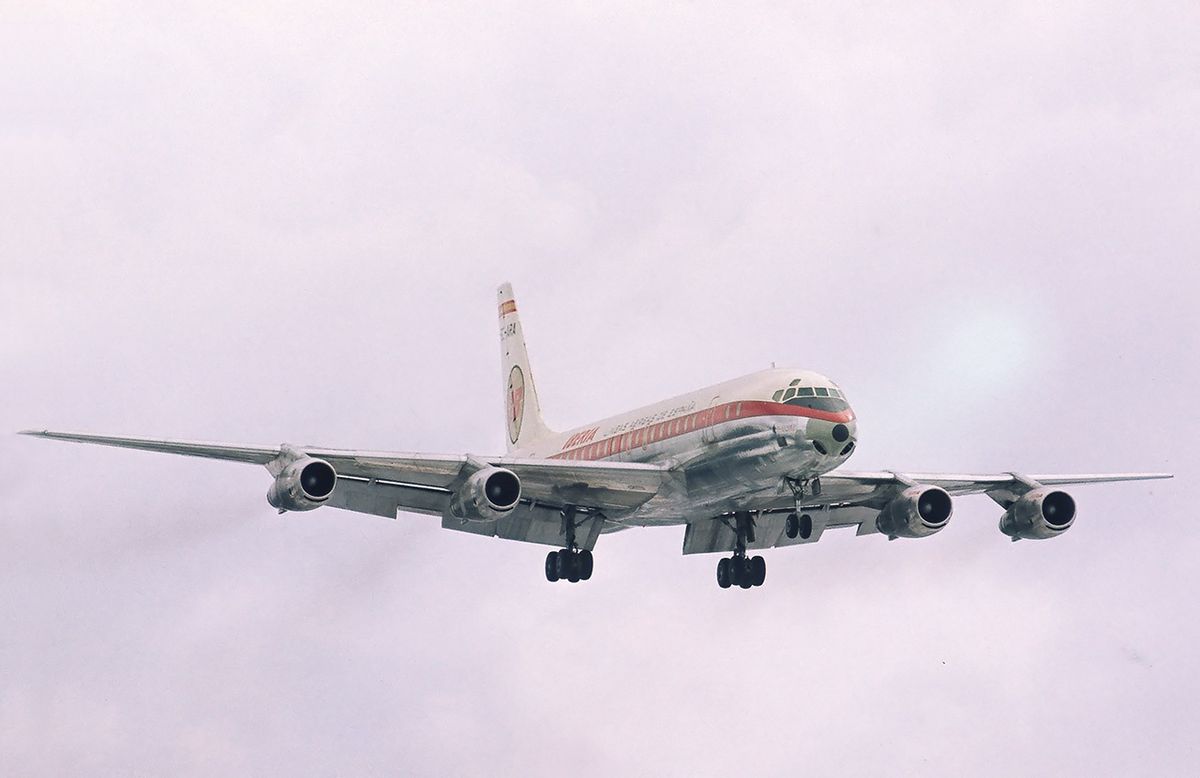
[514,368,858,523]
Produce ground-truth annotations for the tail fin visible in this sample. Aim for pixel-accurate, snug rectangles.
[497,283,555,451]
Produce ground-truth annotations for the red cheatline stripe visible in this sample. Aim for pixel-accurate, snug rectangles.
[499,300,517,316]
[547,400,853,461]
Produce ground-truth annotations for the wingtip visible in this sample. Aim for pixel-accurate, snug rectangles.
[17,429,44,436]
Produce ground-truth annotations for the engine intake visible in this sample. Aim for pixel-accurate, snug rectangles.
[999,488,1076,540]
[876,485,953,538]
[449,466,521,522]
[267,457,337,512]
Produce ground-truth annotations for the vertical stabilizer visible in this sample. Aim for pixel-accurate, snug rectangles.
[497,283,555,452]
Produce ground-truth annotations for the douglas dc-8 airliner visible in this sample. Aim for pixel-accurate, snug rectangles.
[23,284,1171,588]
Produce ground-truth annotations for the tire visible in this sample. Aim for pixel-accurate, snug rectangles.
[785,513,799,539]
[750,556,766,587]
[737,557,752,589]
[545,550,560,582]
[799,514,813,540]
[555,549,573,580]
[716,558,732,589]
[578,549,594,581]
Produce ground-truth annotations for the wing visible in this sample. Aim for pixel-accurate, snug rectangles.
[19,430,672,550]
[683,469,1172,554]
[796,470,1171,506]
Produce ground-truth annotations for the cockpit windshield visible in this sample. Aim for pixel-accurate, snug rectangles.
[771,380,850,412]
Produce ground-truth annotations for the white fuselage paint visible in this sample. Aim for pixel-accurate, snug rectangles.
[512,368,859,525]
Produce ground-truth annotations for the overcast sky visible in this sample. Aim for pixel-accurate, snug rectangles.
[2,2,1197,775]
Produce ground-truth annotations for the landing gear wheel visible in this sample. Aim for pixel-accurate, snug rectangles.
[578,549,594,581]
[750,556,766,587]
[785,513,813,540]
[555,549,573,581]
[738,557,753,589]
[717,558,732,589]
[545,551,560,582]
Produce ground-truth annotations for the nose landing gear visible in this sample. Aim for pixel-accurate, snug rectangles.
[716,511,767,589]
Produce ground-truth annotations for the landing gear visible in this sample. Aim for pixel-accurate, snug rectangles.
[783,477,819,540]
[545,548,593,583]
[716,511,767,589]
[785,512,813,540]
[716,554,766,588]
[544,505,595,584]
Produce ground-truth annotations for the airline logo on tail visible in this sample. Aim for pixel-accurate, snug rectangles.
[507,365,525,443]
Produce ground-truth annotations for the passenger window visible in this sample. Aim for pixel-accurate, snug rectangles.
[814,388,829,397]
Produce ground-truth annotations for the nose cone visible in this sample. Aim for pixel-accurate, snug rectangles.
[806,417,857,458]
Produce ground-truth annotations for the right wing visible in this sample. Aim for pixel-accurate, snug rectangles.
[19,430,675,550]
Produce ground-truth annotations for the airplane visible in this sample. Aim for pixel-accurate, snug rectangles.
[21,283,1172,589]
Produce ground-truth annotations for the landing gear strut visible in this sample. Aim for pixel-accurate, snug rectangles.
[544,505,594,583]
[716,511,767,589]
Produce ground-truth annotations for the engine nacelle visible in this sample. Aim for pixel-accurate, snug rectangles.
[876,485,954,538]
[999,488,1076,540]
[267,457,337,512]
[449,466,521,522]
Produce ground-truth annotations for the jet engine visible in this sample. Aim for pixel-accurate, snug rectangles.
[267,457,337,512]
[449,466,522,522]
[999,488,1076,540]
[876,485,954,538]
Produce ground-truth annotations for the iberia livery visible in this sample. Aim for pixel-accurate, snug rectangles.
[21,283,1171,588]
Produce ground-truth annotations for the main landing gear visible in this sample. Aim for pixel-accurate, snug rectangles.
[545,548,593,583]
[545,505,594,584]
[716,511,767,589]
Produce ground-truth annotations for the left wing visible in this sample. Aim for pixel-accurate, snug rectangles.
[683,469,1172,554]
[19,430,674,550]
[818,470,1174,499]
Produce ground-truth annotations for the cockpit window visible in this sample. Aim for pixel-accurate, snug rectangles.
[772,381,849,412]
[787,395,849,412]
